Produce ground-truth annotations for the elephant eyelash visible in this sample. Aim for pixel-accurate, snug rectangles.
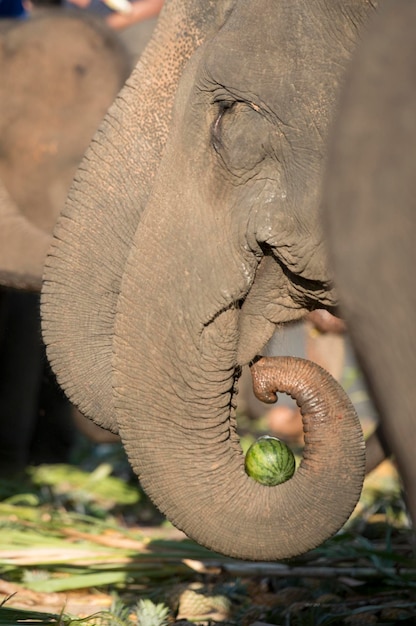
[211,100,236,152]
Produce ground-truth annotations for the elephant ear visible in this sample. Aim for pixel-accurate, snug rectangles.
[0,180,50,291]
[41,0,223,431]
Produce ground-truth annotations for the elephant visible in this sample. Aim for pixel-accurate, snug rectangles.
[41,0,380,560]
[0,10,131,472]
[0,8,131,290]
[322,0,416,524]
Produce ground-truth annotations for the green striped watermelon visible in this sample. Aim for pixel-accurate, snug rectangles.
[245,436,296,486]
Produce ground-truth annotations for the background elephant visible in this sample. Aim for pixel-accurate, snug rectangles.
[323,0,416,524]
[0,10,131,472]
[42,0,378,560]
[0,9,130,288]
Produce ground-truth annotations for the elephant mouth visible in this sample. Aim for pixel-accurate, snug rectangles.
[231,253,338,366]
[282,265,338,310]
[199,271,336,427]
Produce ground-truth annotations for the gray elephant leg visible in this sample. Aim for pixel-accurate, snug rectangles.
[0,290,43,473]
[29,347,76,466]
[0,289,76,474]
[365,425,391,475]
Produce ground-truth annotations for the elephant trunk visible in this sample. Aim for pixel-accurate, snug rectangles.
[110,93,366,558]
[114,214,365,559]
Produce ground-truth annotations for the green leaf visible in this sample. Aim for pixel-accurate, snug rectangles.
[27,571,128,593]
[135,599,170,626]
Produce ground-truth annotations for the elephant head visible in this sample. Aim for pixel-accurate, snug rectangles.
[42,0,376,559]
[0,11,130,290]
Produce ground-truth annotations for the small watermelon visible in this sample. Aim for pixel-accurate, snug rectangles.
[245,436,296,486]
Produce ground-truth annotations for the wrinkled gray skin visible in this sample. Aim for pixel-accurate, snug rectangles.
[0,10,130,290]
[323,0,416,525]
[42,0,378,560]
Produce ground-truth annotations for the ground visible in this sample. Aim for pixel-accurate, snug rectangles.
[0,433,414,626]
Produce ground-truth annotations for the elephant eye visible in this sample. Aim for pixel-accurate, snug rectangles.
[211,101,236,152]
[211,100,270,175]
